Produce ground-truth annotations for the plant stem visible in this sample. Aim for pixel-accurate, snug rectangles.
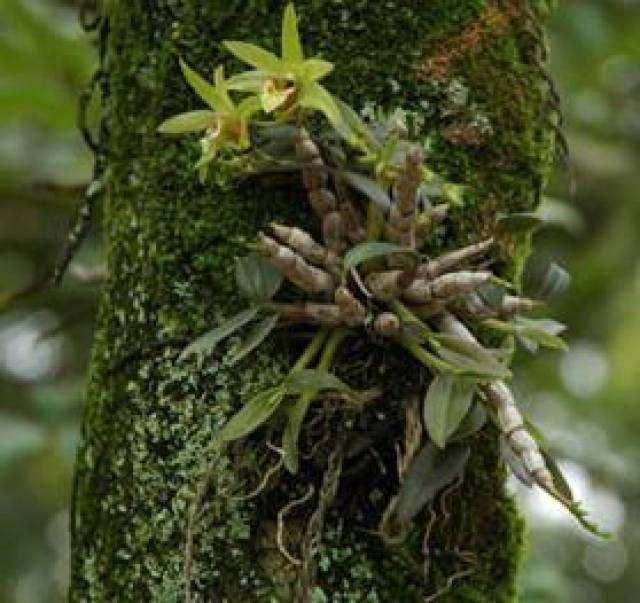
[282,328,350,473]
[290,328,330,373]
[366,201,385,241]
[395,331,458,374]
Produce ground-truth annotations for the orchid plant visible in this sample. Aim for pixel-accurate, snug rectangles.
[159,7,606,577]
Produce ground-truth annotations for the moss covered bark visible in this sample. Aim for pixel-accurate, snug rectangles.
[70,1,556,601]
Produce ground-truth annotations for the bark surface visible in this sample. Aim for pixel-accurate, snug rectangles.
[70,1,556,601]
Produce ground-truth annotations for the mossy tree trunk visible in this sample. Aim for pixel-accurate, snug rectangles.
[70,1,556,601]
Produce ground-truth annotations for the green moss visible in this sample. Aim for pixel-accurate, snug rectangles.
[70,1,555,601]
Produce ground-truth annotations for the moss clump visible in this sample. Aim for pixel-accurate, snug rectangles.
[70,1,555,601]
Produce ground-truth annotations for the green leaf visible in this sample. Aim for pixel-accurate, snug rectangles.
[217,386,286,443]
[281,3,304,63]
[179,59,227,111]
[423,376,476,448]
[392,443,470,526]
[298,81,342,126]
[342,241,411,273]
[333,98,377,152]
[450,402,487,442]
[485,317,567,353]
[282,395,310,474]
[223,41,287,75]
[178,306,260,361]
[340,171,391,212]
[229,313,280,365]
[539,447,574,502]
[303,59,333,81]
[432,333,511,379]
[441,183,466,207]
[157,110,217,134]
[515,317,568,351]
[284,369,352,396]
[235,253,284,302]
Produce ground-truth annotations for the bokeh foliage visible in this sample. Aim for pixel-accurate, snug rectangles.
[0,0,638,601]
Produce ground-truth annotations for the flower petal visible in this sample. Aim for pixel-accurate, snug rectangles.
[179,59,228,111]
[157,110,217,134]
[224,41,287,75]
[282,3,304,63]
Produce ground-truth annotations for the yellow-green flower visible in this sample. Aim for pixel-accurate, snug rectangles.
[158,61,260,180]
[224,3,340,126]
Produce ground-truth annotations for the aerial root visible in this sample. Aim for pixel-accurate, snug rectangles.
[277,485,315,567]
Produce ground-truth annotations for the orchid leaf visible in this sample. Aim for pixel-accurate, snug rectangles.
[450,402,487,442]
[235,253,284,302]
[298,81,342,126]
[179,306,260,362]
[217,386,286,443]
[340,171,391,212]
[431,333,511,379]
[342,241,411,273]
[392,442,470,526]
[229,313,280,365]
[423,376,477,448]
[284,369,352,396]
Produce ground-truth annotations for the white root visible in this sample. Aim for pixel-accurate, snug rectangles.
[270,303,344,327]
[458,292,543,319]
[417,239,494,280]
[258,233,335,295]
[365,270,413,302]
[373,312,401,337]
[435,312,555,493]
[499,295,543,317]
[403,271,493,304]
[270,224,338,271]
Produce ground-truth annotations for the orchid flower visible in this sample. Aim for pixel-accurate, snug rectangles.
[224,4,341,126]
[158,60,260,181]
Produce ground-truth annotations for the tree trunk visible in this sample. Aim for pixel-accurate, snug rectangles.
[70,1,556,601]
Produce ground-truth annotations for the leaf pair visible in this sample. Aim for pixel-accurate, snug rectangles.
[429,333,511,380]
[179,254,284,363]
[484,316,567,353]
[214,368,356,453]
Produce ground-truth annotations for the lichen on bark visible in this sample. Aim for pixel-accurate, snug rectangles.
[70,1,556,601]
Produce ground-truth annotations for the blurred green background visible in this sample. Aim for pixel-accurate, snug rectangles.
[0,1,638,601]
